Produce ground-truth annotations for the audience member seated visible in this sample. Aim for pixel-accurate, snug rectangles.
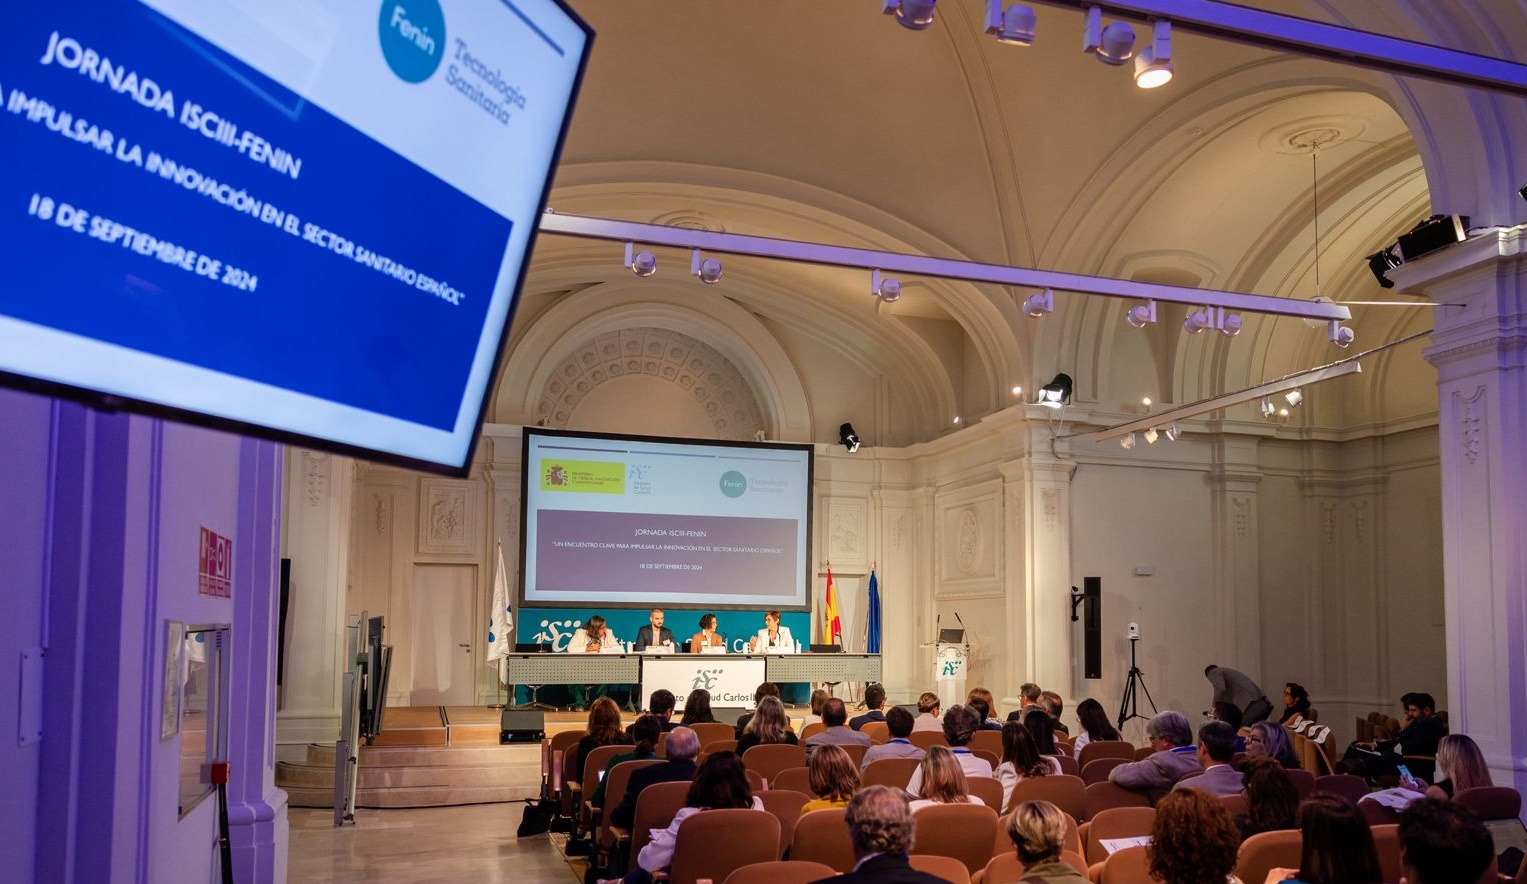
[1233,757,1299,842]
[996,720,1060,812]
[1336,692,1447,781]
[609,725,701,831]
[1396,798,1496,884]
[967,687,1004,730]
[1278,683,1311,726]
[732,682,781,738]
[906,704,992,795]
[908,745,986,812]
[801,688,831,730]
[1246,721,1300,769]
[1174,721,1242,798]
[607,751,761,884]
[1007,800,1090,884]
[801,743,861,814]
[861,706,925,770]
[1146,788,1242,884]
[647,689,680,732]
[1403,733,1491,800]
[1041,691,1070,736]
[805,786,948,884]
[573,697,633,782]
[1017,683,1044,715]
[736,695,798,755]
[1262,792,1382,884]
[1211,702,1248,752]
[1108,711,1202,803]
[850,683,889,731]
[1205,664,1273,726]
[804,698,872,760]
[1024,708,1060,756]
[1070,698,1121,759]
[911,691,943,733]
[678,688,717,727]
[592,714,661,808]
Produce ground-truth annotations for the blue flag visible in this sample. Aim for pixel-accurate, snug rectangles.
[866,570,882,654]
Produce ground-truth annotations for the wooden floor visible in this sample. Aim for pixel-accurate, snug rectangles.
[289,804,581,884]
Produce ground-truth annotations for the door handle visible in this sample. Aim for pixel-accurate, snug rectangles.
[458,643,471,649]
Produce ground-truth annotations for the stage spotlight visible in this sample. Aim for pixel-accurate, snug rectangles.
[871,269,902,304]
[1285,388,1304,407]
[1036,372,1073,408]
[1125,301,1157,328]
[1011,385,1024,397]
[1084,6,1136,65]
[1520,180,1527,204]
[1183,308,1210,335]
[1163,423,1180,441]
[1259,396,1275,418]
[1220,313,1243,337]
[691,250,723,284]
[1023,288,1054,317]
[1144,426,1159,444]
[884,0,937,30]
[625,242,657,277]
[1134,20,1173,88]
[985,0,1036,45]
[1120,432,1136,450]
[838,423,862,453]
[1141,396,1152,409]
[1331,324,1355,348]
[1366,247,1401,289]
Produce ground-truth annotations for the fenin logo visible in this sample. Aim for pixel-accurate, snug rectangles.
[718,470,747,498]
[379,1,445,83]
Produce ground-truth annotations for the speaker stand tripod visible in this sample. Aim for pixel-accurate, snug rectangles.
[1117,636,1157,729]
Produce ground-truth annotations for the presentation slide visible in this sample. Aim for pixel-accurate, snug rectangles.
[0,1,590,473]
[521,429,813,610]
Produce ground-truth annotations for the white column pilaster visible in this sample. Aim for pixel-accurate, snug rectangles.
[1001,425,1076,700]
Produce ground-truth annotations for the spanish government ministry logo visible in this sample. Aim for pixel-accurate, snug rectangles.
[379,1,445,83]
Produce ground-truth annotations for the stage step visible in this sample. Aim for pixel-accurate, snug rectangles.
[277,734,544,809]
[282,782,537,809]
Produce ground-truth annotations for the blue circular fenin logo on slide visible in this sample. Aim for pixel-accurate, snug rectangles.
[719,471,748,498]
[379,1,446,83]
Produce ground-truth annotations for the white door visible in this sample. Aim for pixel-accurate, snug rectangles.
[409,564,477,706]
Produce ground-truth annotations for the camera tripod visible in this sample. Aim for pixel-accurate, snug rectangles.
[1117,635,1157,729]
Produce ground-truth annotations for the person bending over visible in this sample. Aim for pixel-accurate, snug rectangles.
[1204,664,1272,726]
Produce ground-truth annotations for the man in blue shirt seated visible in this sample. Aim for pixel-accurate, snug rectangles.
[860,707,925,770]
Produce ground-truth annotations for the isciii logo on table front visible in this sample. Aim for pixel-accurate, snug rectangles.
[691,669,721,691]
[533,618,583,652]
[378,1,445,84]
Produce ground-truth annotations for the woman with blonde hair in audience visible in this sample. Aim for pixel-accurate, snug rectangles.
[735,695,798,755]
[1147,789,1245,884]
[997,720,1061,812]
[678,688,716,726]
[801,744,860,813]
[800,688,830,730]
[909,745,985,812]
[1406,733,1491,799]
[1245,721,1300,769]
[1262,793,1382,884]
[1007,800,1088,883]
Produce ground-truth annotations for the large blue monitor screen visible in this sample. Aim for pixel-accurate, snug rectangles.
[0,0,592,474]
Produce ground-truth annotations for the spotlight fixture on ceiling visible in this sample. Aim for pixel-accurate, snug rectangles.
[1125,300,1157,328]
[1120,432,1136,450]
[1520,180,1527,204]
[1135,20,1173,88]
[1141,396,1152,410]
[1083,6,1136,66]
[624,242,657,277]
[1284,388,1304,407]
[985,0,1036,45]
[1183,305,1242,336]
[1011,385,1024,396]
[1144,426,1159,444]
[884,0,937,30]
[1183,308,1210,334]
[1366,246,1401,289]
[1259,396,1275,418]
[1329,322,1356,348]
[1036,372,1073,408]
[838,423,862,453]
[691,250,723,284]
[1023,287,1055,317]
[871,269,902,304]
[1163,423,1180,441]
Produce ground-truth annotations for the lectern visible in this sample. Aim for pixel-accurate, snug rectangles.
[934,627,968,711]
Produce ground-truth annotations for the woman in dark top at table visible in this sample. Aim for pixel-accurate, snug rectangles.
[679,688,716,726]
[735,695,797,755]
[1278,682,1312,725]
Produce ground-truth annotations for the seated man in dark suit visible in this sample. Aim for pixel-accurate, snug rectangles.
[807,785,947,884]
[804,698,872,760]
[849,683,888,731]
[1173,721,1242,797]
[1338,691,1447,781]
[608,725,700,831]
[648,689,679,732]
[632,607,676,652]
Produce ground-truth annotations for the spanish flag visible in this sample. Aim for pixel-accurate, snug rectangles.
[823,567,842,645]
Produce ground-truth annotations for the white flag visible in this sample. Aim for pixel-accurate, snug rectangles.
[486,542,512,683]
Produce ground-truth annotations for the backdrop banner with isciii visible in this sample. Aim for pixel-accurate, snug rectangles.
[516,608,812,655]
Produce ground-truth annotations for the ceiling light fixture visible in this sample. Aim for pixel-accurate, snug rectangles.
[1134,20,1173,87]
[1330,322,1356,348]
[1183,307,1210,334]
[871,269,902,304]
[884,0,937,30]
[1141,396,1152,409]
[985,0,1037,45]
[624,242,657,277]
[1144,426,1159,444]
[1284,388,1304,407]
[1120,432,1136,450]
[1036,372,1073,408]
[1164,423,1180,441]
[1084,6,1136,66]
[1259,396,1276,418]
[1366,246,1401,289]
[1125,300,1157,327]
[839,423,862,453]
[1011,385,1024,396]
[1023,287,1055,317]
[691,250,723,284]
[1184,305,1241,336]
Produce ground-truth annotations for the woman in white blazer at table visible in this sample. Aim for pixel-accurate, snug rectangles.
[747,609,796,653]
